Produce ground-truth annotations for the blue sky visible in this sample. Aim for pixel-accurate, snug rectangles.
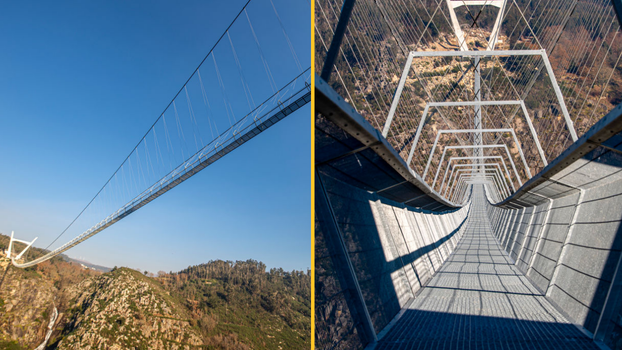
[0,0,311,273]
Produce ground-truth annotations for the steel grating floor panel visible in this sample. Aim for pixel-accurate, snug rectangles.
[373,186,601,350]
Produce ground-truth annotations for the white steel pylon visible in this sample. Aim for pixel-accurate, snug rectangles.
[446,0,507,51]
[446,0,506,174]
[6,231,38,262]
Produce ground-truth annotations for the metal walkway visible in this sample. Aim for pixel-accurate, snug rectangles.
[373,186,600,350]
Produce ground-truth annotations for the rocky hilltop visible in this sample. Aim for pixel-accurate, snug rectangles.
[0,234,310,350]
[56,268,203,349]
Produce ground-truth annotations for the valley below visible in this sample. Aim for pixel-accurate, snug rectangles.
[0,234,310,350]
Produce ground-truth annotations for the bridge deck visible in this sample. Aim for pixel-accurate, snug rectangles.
[374,187,600,350]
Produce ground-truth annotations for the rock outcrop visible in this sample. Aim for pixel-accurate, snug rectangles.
[56,268,202,350]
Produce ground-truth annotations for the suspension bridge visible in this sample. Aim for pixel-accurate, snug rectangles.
[315,0,622,349]
[4,0,310,268]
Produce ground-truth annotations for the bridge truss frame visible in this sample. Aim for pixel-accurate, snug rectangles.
[424,128,531,182]
[432,144,522,189]
[445,163,511,197]
[441,157,513,195]
[381,50,578,202]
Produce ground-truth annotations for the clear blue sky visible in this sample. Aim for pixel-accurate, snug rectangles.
[0,0,311,273]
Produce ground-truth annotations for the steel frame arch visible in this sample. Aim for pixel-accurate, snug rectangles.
[447,165,510,199]
[446,0,507,51]
[433,145,521,189]
[453,176,500,203]
[456,174,503,202]
[447,166,509,201]
[441,156,514,193]
[410,101,547,168]
[443,161,512,198]
[423,129,531,180]
[456,173,505,202]
[383,49,577,162]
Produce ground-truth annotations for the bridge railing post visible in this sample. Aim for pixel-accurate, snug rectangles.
[7,231,14,259]
[382,53,414,138]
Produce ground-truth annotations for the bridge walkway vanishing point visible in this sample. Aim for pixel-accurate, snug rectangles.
[372,185,600,350]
